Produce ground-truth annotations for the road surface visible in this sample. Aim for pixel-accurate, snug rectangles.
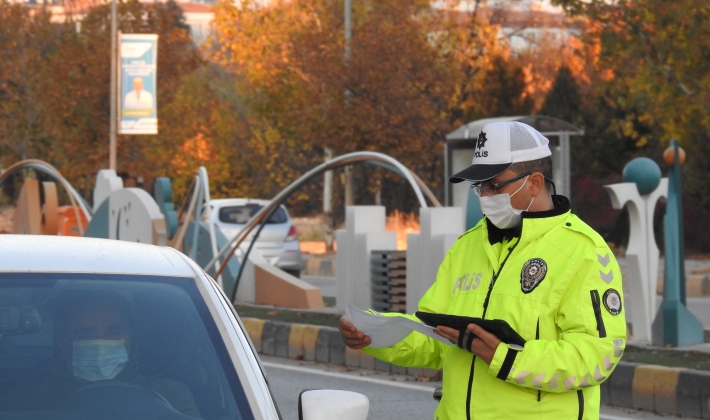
[261,355,699,420]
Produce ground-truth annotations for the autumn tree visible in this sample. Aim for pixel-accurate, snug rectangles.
[0,2,59,165]
[552,0,710,212]
[209,0,524,214]
[0,0,203,197]
[48,0,202,193]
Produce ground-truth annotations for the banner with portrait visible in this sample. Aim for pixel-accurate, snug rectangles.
[119,34,158,135]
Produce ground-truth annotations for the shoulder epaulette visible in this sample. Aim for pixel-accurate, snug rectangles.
[562,214,609,249]
[458,220,484,239]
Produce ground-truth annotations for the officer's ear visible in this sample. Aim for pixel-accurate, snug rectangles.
[528,172,546,197]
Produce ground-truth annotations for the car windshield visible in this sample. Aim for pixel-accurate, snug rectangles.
[219,205,287,225]
[0,273,254,420]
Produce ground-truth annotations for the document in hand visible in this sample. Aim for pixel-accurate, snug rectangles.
[345,303,454,348]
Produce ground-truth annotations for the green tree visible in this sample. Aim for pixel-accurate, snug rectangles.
[467,55,534,121]
[536,57,660,178]
[539,66,581,124]
[551,0,710,210]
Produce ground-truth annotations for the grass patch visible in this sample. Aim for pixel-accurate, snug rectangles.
[621,329,710,371]
[233,303,341,328]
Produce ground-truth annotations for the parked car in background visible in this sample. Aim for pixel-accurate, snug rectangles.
[206,199,304,277]
[0,235,368,420]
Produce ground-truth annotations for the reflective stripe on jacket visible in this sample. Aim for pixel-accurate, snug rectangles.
[364,196,626,420]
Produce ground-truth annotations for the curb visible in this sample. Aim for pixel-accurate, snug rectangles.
[241,317,440,380]
[600,362,710,418]
[243,318,710,418]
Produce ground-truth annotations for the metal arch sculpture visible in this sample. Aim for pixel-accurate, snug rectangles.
[0,159,92,235]
[203,151,439,295]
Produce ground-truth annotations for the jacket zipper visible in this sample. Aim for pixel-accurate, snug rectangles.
[481,239,521,318]
[466,239,521,420]
[590,290,607,338]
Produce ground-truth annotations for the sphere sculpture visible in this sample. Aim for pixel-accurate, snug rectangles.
[623,157,662,196]
[663,145,686,166]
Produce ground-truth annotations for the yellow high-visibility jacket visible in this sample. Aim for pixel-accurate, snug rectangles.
[364,197,626,420]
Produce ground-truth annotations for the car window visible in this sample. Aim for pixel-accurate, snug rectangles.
[0,273,255,420]
[218,205,287,225]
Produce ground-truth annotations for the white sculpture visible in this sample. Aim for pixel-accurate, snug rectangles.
[604,178,667,342]
[406,207,464,314]
[334,206,464,313]
[336,206,397,311]
[93,169,123,212]
[106,188,167,246]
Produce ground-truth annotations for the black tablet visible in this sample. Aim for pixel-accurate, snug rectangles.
[415,311,526,347]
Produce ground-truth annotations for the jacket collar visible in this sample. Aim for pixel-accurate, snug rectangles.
[518,195,571,245]
[484,195,571,245]
[522,194,570,220]
[486,219,521,245]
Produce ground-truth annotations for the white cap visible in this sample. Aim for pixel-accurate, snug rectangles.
[449,121,552,183]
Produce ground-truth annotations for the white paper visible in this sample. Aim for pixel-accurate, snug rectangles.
[395,317,454,346]
[346,303,454,348]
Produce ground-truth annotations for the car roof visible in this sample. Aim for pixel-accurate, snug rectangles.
[210,198,272,206]
[0,235,199,277]
[208,198,290,218]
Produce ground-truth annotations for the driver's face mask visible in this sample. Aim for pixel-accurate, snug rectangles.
[478,176,534,229]
[72,338,129,381]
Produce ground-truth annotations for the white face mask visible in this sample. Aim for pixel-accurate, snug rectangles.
[73,338,129,381]
[479,176,534,229]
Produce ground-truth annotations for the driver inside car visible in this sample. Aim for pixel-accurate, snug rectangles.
[0,292,202,418]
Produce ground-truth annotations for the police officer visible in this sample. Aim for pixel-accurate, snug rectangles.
[340,121,626,420]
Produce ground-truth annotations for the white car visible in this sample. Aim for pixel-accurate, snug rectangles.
[0,235,367,420]
[207,199,305,277]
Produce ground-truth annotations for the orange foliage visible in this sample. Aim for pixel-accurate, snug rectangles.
[208,0,508,184]
[385,210,420,251]
[514,17,600,112]
[172,132,214,170]
[298,210,417,253]
[300,240,337,254]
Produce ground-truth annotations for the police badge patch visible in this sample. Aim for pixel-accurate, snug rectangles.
[603,288,622,315]
[520,258,547,293]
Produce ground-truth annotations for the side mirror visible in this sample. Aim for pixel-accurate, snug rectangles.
[298,389,369,420]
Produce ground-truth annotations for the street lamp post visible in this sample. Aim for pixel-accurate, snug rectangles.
[343,0,354,206]
[109,0,118,170]
[323,0,354,250]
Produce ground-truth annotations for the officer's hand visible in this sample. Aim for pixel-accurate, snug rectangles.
[434,324,501,364]
[468,324,501,364]
[433,325,459,345]
[339,315,371,349]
